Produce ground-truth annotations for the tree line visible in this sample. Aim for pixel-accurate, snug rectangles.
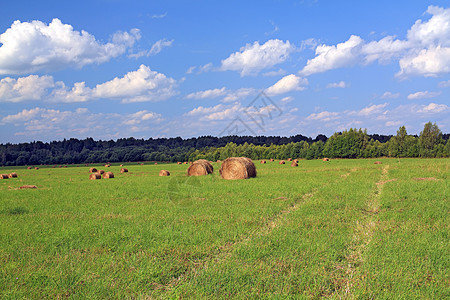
[1,122,449,166]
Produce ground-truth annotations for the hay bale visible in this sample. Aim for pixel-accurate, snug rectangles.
[103,171,114,179]
[260,160,266,164]
[323,158,330,162]
[269,159,274,162]
[154,162,158,165]
[34,167,39,170]
[89,167,97,173]
[159,170,170,176]
[8,172,18,178]
[1,174,8,179]
[177,162,182,165]
[291,162,298,167]
[279,160,285,165]
[105,164,110,168]
[293,159,299,163]
[183,162,188,164]
[374,161,382,165]
[27,166,32,169]
[120,164,124,167]
[19,185,37,189]
[287,158,292,161]
[187,159,214,176]
[120,168,128,173]
[89,173,101,180]
[97,170,105,175]
[219,157,256,180]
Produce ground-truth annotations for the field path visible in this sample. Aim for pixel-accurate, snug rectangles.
[333,164,390,298]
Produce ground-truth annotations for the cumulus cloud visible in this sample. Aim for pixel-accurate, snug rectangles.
[326,81,349,88]
[1,107,163,140]
[92,64,177,103]
[222,88,256,102]
[416,102,449,113]
[185,102,244,121]
[407,90,442,99]
[0,18,140,74]
[0,65,177,103]
[300,35,363,76]
[300,6,450,78]
[220,39,295,76]
[0,75,54,102]
[265,74,308,95]
[305,111,340,121]
[186,87,227,99]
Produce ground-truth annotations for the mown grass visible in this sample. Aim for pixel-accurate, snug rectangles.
[0,159,448,299]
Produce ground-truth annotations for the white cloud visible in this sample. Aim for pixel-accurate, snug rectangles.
[186,66,196,74]
[397,46,450,77]
[220,39,295,76]
[407,90,442,99]
[0,18,140,74]
[129,38,173,58]
[381,91,400,99]
[93,64,177,103]
[151,12,167,19]
[416,102,449,113]
[355,103,388,116]
[438,79,450,87]
[300,35,363,76]
[262,69,286,77]
[222,88,256,102]
[0,75,54,102]
[185,102,243,121]
[0,65,178,103]
[385,121,402,127]
[300,6,450,78]
[326,81,349,88]
[2,107,162,140]
[186,87,227,99]
[280,96,293,103]
[265,74,308,95]
[305,111,340,121]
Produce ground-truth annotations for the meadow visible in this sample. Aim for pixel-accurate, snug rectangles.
[0,158,448,299]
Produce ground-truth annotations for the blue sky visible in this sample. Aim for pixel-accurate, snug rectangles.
[1,0,449,143]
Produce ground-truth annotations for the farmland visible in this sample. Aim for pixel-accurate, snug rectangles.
[0,158,448,298]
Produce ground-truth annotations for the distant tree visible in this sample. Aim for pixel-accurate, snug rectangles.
[419,122,443,157]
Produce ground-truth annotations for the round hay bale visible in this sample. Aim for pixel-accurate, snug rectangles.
[1,174,9,179]
[105,164,110,167]
[279,160,285,165]
[159,170,170,176]
[89,167,97,173]
[260,160,266,164]
[287,158,292,161]
[177,162,182,165]
[293,159,299,163]
[374,161,382,165]
[183,162,188,164]
[34,167,39,170]
[120,168,128,173]
[291,162,298,167]
[27,166,32,169]
[323,158,330,162]
[154,162,158,165]
[269,158,274,162]
[97,170,105,175]
[9,172,18,178]
[120,164,124,167]
[103,171,114,179]
[89,173,101,180]
[219,157,256,180]
[187,159,214,176]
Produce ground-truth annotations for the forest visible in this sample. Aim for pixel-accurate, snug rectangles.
[1,122,449,166]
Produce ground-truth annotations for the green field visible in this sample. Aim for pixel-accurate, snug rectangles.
[0,159,448,299]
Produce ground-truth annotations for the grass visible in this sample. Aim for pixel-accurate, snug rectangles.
[0,159,448,299]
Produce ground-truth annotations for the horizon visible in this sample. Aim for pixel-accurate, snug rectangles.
[1,1,450,143]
